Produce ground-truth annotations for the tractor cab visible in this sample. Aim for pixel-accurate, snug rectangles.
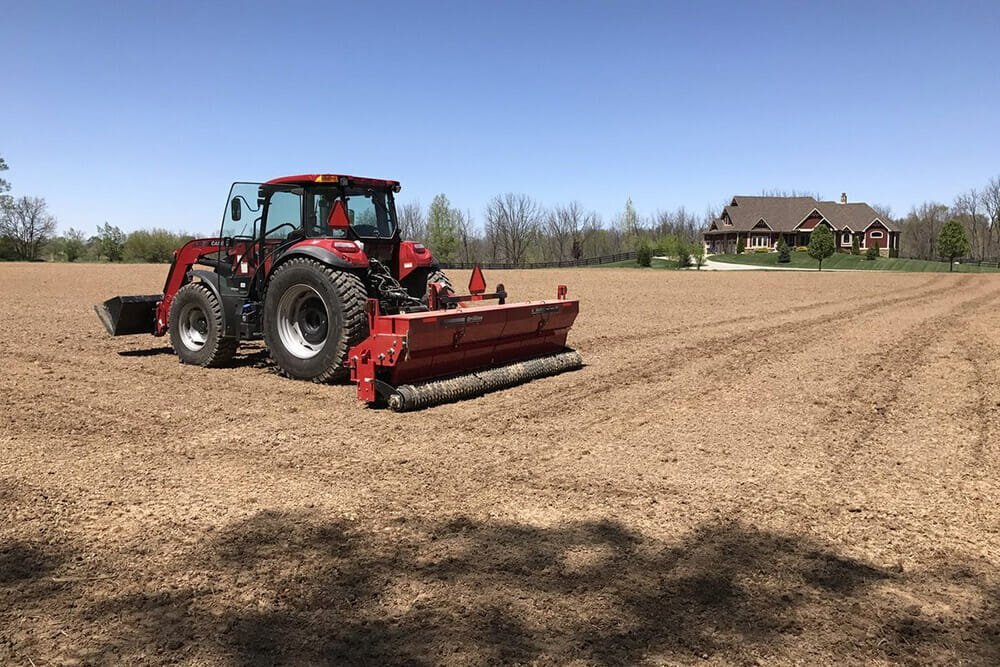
[225,176,398,255]
[220,175,433,302]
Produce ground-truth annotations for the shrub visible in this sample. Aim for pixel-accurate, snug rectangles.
[753,248,770,253]
[677,242,692,268]
[777,237,791,263]
[866,241,879,260]
[636,241,652,267]
[851,236,860,256]
[889,247,898,258]
[795,246,809,252]
[736,237,746,254]
[692,243,706,270]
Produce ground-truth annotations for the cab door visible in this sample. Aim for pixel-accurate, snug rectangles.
[221,183,263,282]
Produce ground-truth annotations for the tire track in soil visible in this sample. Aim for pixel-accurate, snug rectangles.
[498,275,976,422]
[805,282,1000,480]
[958,334,1000,466]
[575,274,947,352]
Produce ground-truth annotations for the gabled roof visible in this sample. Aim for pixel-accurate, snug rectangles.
[704,196,899,234]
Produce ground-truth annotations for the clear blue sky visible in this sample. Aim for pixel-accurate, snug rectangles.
[2,0,998,234]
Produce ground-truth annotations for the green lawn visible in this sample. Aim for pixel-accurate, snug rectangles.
[710,252,1000,273]
[590,257,681,269]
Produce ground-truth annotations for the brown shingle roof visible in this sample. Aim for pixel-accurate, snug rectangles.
[705,196,898,235]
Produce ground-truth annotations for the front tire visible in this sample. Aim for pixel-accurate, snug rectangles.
[168,283,237,367]
[263,258,368,382]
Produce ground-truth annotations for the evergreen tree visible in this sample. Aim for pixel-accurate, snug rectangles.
[736,236,746,254]
[808,225,835,271]
[937,219,971,272]
[851,236,860,255]
[636,241,652,267]
[620,198,638,238]
[777,236,791,263]
[427,194,458,263]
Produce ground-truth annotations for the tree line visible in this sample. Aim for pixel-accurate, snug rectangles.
[899,175,1000,260]
[4,149,997,266]
[400,192,707,266]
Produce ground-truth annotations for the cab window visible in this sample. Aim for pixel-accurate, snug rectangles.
[265,191,302,240]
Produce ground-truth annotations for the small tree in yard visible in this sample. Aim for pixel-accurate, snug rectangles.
[676,241,691,268]
[736,236,745,254]
[937,218,970,272]
[808,225,835,271]
[692,242,706,270]
[777,236,791,263]
[851,236,860,255]
[636,241,652,267]
[866,241,880,260]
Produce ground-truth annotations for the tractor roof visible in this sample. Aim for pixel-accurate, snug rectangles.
[265,174,400,188]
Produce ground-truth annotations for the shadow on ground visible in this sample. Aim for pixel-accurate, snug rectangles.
[50,511,999,665]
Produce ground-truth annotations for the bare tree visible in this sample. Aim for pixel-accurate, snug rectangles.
[759,188,824,200]
[397,202,427,243]
[0,196,57,260]
[454,208,479,264]
[654,206,701,243]
[900,202,949,260]
[546,201,583,261]
[953,190,988,260]
[982,177,1000,258]
[870,203,894,222]
[485,193,543,266]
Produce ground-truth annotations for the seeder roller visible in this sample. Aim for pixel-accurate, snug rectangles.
[95,173,582,410]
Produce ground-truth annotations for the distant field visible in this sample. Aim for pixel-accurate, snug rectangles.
[711,252,1000,272]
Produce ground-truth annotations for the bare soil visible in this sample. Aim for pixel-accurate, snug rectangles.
[1,263,999,665]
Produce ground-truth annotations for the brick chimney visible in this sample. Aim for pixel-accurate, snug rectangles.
[840,192,847,204]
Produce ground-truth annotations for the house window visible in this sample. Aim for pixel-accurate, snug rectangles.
[750,234,770,248]
[842,232,852,245]
[871,231,883,238]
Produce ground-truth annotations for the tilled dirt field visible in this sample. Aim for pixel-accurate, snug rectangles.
[2,263,999,666]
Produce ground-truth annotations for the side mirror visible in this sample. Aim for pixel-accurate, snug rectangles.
[231,197,242,221]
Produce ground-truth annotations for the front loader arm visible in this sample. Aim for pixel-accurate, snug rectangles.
[153,238,230,335]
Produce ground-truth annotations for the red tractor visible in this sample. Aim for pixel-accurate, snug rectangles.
[96,174,580,410]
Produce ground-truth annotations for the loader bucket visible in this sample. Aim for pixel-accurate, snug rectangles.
[349,290,582,410]
[94,295,161,336]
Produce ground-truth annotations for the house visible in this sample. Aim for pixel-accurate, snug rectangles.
[703,193,899,256]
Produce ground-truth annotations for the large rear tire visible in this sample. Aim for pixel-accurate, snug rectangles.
[263,258,368,382]
[168,283,237,367]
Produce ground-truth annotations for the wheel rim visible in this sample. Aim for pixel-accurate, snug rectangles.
[276,284,329,360]
[178,303,209,351]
